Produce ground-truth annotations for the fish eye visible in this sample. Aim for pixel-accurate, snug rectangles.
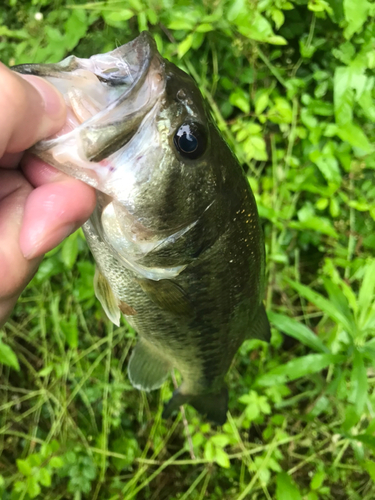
[173,122,207,160]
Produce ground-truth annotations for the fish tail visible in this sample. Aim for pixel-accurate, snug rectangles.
[162,385,228,425]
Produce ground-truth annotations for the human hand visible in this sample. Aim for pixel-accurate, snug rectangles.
[0,63,96,328]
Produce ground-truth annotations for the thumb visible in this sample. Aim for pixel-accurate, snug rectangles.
[0,62,66,156]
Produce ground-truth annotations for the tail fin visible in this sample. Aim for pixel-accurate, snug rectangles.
[162,386,228,425]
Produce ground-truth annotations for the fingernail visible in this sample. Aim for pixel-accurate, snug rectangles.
[21,75,66,138]
[21,222,76,260]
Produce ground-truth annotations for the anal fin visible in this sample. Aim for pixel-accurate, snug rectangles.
[128,340,171,391]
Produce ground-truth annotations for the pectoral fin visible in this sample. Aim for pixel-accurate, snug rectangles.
[128,340,171,391]
[136,278,192,316]
[248,303,271,342]
[94,268,120,326]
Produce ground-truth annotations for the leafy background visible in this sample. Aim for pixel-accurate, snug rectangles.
[1,0,375,498]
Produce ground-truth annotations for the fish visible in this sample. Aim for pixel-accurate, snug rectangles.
[13,32,270,425]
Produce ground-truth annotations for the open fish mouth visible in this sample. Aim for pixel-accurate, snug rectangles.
[13,32,166,191]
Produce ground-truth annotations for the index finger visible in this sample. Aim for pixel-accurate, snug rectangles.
[0,62,66,158]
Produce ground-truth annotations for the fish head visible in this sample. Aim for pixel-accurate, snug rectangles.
[13,32,227,241]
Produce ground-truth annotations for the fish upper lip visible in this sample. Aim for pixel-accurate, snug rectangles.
[12,32,166,161]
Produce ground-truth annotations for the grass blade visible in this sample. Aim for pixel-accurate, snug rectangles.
[358,260,375,328]
[255,354,343,387]
[284,277,355,335]
[349,349,368,415]
[268,311,329,353]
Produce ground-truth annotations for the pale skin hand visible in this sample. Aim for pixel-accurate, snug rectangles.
[0,63,96,328]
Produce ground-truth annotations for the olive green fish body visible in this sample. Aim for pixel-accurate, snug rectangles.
[13,32,270,424]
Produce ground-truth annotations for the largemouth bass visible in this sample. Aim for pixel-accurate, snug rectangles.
[14,32,270,424]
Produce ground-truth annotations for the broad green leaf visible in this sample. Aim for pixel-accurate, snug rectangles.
[268,311,329,353]
[204,441,215,462]
[178,34,193,58]
[27,476,41,499]
[334,67,353,124]
[310,470,326,490]
[39,468,51,487]
[229,89,250,114]
[105,9,135,24]
[0,340,20,371]
[336,123,372,153]
[276,472,302,500]
[268,97,293,123]
[284,277,355,334]
[255,354,343,387]
[226,0,246,22]
[309,150,341,185]
[308,99,333,116]
[329,197,340,217]
[255,90,270,115]
[343,0,370,39]
[192,32,204,50]
[168,19,195,30]
[267,35,287,45]
[245,403,260,420]
[214,448,231,468]
[353,434,375,450]
[27,454,41,467]
[137,11,147,32]
[38,365,53,377]
[16,459,32,476]
[358,89,375,121]
[49,457,64,469]
[289,217,338,238]
[64,9,88,51]
[271,9,285,29]
[237,12,273,42]
[308,0,333,13]
[349,349,368,415]
[196,23,213,32]
[111,436,139,471]
[210,434,230,447]
[364,461,375,482]
[146,8,157,25]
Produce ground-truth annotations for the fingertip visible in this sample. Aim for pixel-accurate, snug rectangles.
[21,154,64,186]
[0,65,67,155]
[19,75,67,140]
[20,180,96,259]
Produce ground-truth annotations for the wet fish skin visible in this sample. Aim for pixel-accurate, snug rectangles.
[13,32,270,424]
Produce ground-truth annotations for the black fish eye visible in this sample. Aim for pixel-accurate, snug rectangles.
[173,122,207,160]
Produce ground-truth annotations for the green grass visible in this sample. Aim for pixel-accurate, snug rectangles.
[1,0,375,499]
